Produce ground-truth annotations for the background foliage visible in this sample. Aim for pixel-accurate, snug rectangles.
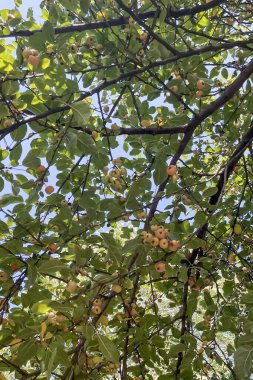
[0,0,253,379]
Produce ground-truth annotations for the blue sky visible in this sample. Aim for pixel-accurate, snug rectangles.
[7,0,42,21]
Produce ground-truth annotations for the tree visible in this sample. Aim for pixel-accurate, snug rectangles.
[0,0,253,378]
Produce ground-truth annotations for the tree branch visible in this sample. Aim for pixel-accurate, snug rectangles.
[2,0,226,39]
[146,58,253,227]
[1,40,253,140]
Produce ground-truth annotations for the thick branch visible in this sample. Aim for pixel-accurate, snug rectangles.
[1,40,253,139]
[146,58,253,227]
[3,0,225,39]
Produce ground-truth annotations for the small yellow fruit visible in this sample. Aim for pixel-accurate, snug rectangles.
[93,298,102,307]
[170,85,178,93]
[66,280,77,293]
[112,158,122,167]
[0,272,9,281]
[166,165,177,176]
[141,119,152,127]
[55,314,66,323]
[139,32,148,42]
[112,284,122,293]
[46,44,54,54]
[154,228,166,240]
[92,131,99,139]
[136,211,147,219]
[130,308,138,318]
[151,237,159,247]
[22,48,32,60]
[159,239,169,249]
[122,214,130,222]
[112,123,119,131]
[228,253,236,263]
[69,43,78,52]
[92,305,102,315]
[2,119,13,128]
[234,223,242,235]
[128,17,134,25]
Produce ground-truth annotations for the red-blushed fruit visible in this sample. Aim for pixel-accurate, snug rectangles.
[92,305,102,315]
[196,90,203,98]
[166,165,177,176]
[197,79,205,90]
[55,314,66,323]
[155,262,166,273]
[159,239,169,249]
[48,243,57,253]
[27,55,40,67]
[7,14,15,21]
[36,164,46,174]
[66,280,77,293]
[45,185,54,194]
[130,308,139,318]
[112,284,122,293]
[169,240,180,252]
[10,263,20,272]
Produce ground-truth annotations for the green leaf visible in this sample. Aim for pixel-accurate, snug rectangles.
[17,339,38,365]
[80,0,91,14]
[47,346,57,380]
[37,260,67,275]
[42,21,55,43]
[97,335,119,363]
[71,101,91,126]
[77,132,97,154]
[22,149,41,169]
[234,345,253,378]
[203,187,218,197]
[31,301,52,314]
[0,194,23,207]
[153,153,167,186]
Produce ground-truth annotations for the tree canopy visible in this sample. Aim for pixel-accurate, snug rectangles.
[0,0,253,379]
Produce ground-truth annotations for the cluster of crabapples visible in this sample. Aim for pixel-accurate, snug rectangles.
[103,158,127,192]
[141,225,180,252]
[22,48,40,68]
[196,79,205,98]
[36,164,55,195]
